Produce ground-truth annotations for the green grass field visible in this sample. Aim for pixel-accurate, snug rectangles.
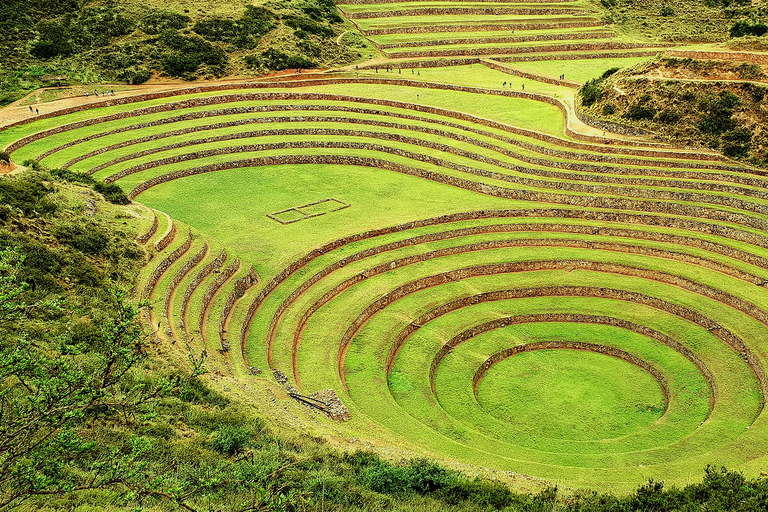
[3,0,768,493]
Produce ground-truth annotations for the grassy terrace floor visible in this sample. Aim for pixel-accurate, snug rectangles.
[3,31,768,492]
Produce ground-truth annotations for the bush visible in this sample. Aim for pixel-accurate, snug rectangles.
[94,182,130,205]
[245,49,316,71]
[730,20,768,38]
[699,91,740,134]
[656,110,681,124]
[192,7,275,49]
[0,174,57,217]
[624,104,657,120]
[0,151,9,164]
[210,425,250,455]
[579,79,603,106]
[157,32,228,77]
[54,222,108,255]
[721,127,752,157]
[602,103,616,115]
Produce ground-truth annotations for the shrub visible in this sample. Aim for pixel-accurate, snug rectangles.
[245,49,316,71]
[210,424,250,455]
[721,127,752,157]
[0,174,57,216]
[0,151,9,163]
[157,32,228,77]
[699,91,740,134]
[54,222,108,255]
[624,104,657,120]
[579,78,603,106]
[730,20,768,38]
[602,103,616,115]
[94,182,130,204]
[656,110,681,124]
[660,4,674,15]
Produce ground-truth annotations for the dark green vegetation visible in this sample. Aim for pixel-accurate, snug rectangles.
[0,0,374,106]
[579,56,768,166]
[598,0,768,43]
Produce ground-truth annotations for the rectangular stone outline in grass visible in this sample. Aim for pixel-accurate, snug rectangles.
[267,198,351,224]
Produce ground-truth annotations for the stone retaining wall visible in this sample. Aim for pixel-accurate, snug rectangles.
[288,236,767,388]
[665,49,768,66]
[199,258,241,334]
[363,20,603,35]
[470,339,671,406]
[137,213,159,244]
[69,108,741,175]
[386,41,661,59]
[381,287,717,398]
[241,206,768,366]
[181,248,227,332]
[155,220,177,252]
[347,7,584,19]
[379,31,613,50]
[268,223,768,370]
[498,50,661,62]
[219,266,260,351]
[330,260,764,399]
[10,89,717,163]
[100,127,765,193]
[143,230,192,301]
[481,59,581,88]
[164,241,208,342]
[126,153,768,232]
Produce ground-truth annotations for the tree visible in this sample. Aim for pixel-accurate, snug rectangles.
[0,247,169,509]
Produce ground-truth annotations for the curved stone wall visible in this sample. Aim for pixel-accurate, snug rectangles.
[218,266,260,351]
[363,20,603,36]
[379,31,612,49]
[199,258,241,334]
[12,89,719,162]
[386,41,666,59]
[143,230,192,301]
[180,249,227,327]
[163,241,208,341]
[98,127,760,190]
[155,220,177,252]
[346,7,584,19]
[470,340,671,406]
[137,213,159,245]
[125,154,768,233]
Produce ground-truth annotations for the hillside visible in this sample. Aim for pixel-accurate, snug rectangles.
[0,0,377,105]
[3,0,768,509]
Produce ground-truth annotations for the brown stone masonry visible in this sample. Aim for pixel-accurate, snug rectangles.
[199,259,240,335]
[241,207,768,368]
[143,230,192,301]
[164,241,208,342]
[101,127,768,197]
[378,31,613,49]
[137,212,158,244]
[266,224,768,373]
[347,7,585,19]
[363,20,604,36]
[219,266,260,351]
[126,154,768,232]
[470,340,671,408]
